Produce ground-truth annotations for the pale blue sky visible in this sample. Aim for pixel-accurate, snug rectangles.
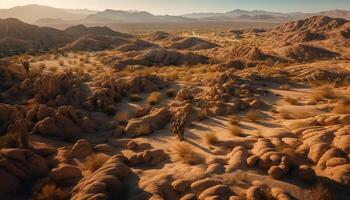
[1,0,350,15]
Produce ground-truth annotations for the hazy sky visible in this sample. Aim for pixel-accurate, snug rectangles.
[1,0,350,15]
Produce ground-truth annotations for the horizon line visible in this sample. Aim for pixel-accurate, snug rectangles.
[1,3,349,16]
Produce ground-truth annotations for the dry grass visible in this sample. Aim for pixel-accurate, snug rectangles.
[287,120,313,130]
[246,110,261,122]
[134,124,152,136]
[146,92,161,105]
[80,153,110,173]
[203,132,218,145]
[115,111,129,124]
[312,86,335,101]
[172,143,205,165]
[310,183,333,200]
[279,108,315,120]
[166,89,177,98]
[129,94,143,101]
[228,115,240,125]
[197,108,209,121]
[279,109,294,119]
[284,96,299,105]
[229,124,245,137]
[48,66,59,73]
[58,60,65,66]
[333,98,350,114]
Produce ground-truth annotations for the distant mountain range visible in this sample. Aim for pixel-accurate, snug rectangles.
[0,4,349,26]
[85,9,191,23]
[182,9,350,21]
[0,4,98,23]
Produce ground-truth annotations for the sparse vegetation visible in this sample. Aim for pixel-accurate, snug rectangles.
[229,124,245,137]
[203,132,218,145]
[229,115,240,125]
[312,86,335,101]
[115,111,129,124]
[134,124,152,136]
[166,89,177,98]
[333,98,350,114]
[146,92,161,105]
[33,183,67,200]
[246,110,261,122]
[285,96,299,105]
[48,66,58,73]
[172,143,204,165]
[80,153,110,173]
[129,94,143,101]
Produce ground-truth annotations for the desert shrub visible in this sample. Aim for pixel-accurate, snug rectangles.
[166,89,177,98]
[284,96,298,105]
[38,63,46,70]
[229,124,245,137]
[246,110,261,122]
[33,183,67,200]
[279,109,294,119]
[312,86,335,101]
[48,66,58,73]
[333,98,350,114]
[287,121,312,130]
[279,108,315,120]
[134,124,151,136]
[279,84,290,90]
[146,92,161,105]
[58,60,65,66]
[229,115,240,125]
[115,111,129,124]
[172,143,204,165]
[197,108,208,121]
[86,67,94,73]
[310,183,333,200]
[80,153,110,173]
[133,106,151,118]
[129,94,143,101]
[203,132,218,145]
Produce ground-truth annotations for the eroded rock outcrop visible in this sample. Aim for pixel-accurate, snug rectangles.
[71,155,132,200]
[0,148,48,193]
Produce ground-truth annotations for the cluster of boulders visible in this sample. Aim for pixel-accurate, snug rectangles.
[0,103,26,135]
[123,148,168,166]
[134,174,292,200]
[0,148,49,193]
[249,139,295,179]
[291,118,350,186]
[85,75,168,113]
[168,73,268,125]
[30,71,87,107]
[113,48,209,69]
[31,106,97,139]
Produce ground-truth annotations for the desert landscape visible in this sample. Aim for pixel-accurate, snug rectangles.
[1,2,350,200]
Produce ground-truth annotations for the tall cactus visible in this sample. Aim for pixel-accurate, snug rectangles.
[14,119,29,149]
[171,115,186,141]
[21,60,30,74]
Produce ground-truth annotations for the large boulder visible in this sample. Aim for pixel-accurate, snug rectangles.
[126,108,171,137]
[70,139,93,159]
[50,164,82,181]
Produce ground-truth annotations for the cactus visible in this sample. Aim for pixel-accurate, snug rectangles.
[15,119,29,149]
[171,115,186,141]
[20,60,30,74]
